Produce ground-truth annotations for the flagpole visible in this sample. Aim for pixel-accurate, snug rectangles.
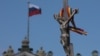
[27,0,30,40]
[27,0,41,40]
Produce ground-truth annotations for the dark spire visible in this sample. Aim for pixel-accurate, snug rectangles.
[36,47,46,56]
[22,36,29,47]
[7,45,14,53]
[47,51,53,56]
[92,50,99,56]
[18,36,33,52]
[3,45,14,56]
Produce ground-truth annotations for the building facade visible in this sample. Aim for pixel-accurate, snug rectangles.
[2,37,53,56]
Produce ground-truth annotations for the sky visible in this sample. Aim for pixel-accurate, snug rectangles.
[0,0,100,56]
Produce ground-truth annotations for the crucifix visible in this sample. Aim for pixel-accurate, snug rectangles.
[53,0,87,56]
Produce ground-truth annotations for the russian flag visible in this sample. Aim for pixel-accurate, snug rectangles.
[29,4,41,16]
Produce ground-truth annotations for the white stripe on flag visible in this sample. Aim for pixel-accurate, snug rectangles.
[29,4,40,9]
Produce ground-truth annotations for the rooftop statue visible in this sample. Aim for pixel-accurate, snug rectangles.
[54,5,87,56]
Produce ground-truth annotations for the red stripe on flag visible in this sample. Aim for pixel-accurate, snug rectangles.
[29,9,41,16]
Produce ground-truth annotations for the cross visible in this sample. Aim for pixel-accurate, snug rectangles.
[54,8,78,56]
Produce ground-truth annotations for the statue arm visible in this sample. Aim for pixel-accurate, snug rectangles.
[71,16,77,28]
[71,8,79,28]
[63,10,76,26]
[53,14,64,24]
